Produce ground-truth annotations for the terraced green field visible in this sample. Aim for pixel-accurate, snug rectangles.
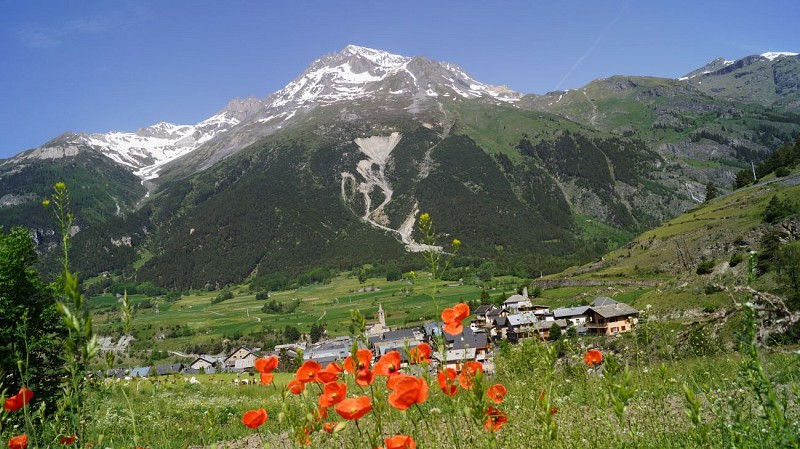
[92,274,525,353]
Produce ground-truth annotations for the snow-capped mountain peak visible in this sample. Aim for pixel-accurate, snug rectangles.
[680,51,799,81]
[342,44,410,67]
[265,44,521,109]
[10,45,522,182]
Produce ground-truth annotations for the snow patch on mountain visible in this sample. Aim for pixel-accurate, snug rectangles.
[83,111,241,181]
[761,52,798,60]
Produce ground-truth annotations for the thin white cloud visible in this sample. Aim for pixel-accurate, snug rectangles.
[16,27,61,48]
[66,17,113,34]
[15,4,148,49]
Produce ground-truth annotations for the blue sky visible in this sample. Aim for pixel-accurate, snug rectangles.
[1,0,798,159]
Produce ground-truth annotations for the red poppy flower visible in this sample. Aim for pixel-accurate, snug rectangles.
[388,376,429,410]
[484,406,508,432]
[335,396,372,420]
[344,349,373,373]
[3,387,34,412]
[584,349,603,366]
[437,368,458,397]
[241,408,268,429]
[287,378,305,394]
[59,435,77,445]
[254,355,279,373]
[385,435,417,449]
[354,368,375,387]
[374,351,402,377]
[254,355,279,385]
[487,384,507,404]
[386,373,408,391]
[296,360,322,384]
[7,434,27,449]
[258,372,273,385]
[442,303,470,335]
[408,343,432,364]
[458,361,483,390]
[323,422,336,433]
[319,381,347,407]
[317,362,343,383]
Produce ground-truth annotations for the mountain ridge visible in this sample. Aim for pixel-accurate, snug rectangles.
[2,45,799,288]
[3,46,795,185]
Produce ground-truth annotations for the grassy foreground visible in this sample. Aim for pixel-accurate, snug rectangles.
[77,331,800,449]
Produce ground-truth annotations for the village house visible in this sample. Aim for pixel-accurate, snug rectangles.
[447,327,491,358]
[584,297,640,335]
[130,366,153,378]
[504,312,538,342]
[223,345,260,370]
[369,327,423,359]
[472,304,499,329]
[553,305,590,327]
[187,355,222,373]
[433,348,477,371]
[422,322,443,341]
[529,319,569,340]
[304,336,355,365]
[155,363,184,376]
[489,314,508,341]
[503,287,533,313]
[530,304,553,320]
[275,342,306,353]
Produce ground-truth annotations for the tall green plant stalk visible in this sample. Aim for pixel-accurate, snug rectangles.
[417,212,460,363]
[44,182,99,439]
[416,212,460,317]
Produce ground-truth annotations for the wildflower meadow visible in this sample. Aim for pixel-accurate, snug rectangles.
[1,185,799,448]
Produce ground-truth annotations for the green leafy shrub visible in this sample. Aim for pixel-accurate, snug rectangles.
[696,258,716,275]
[211,291,234,304]
[764,195,794,223]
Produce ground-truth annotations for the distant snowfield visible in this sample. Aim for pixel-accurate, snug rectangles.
[761,51,798,60]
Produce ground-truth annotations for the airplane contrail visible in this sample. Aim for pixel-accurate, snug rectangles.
[555,0,632,91]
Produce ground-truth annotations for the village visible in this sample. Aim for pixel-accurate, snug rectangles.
[105,288,640,380]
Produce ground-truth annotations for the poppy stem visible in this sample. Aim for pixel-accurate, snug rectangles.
[448,416,463,449]
[414,403,431,431]
[369,382,384,437]
[354,419,363,438]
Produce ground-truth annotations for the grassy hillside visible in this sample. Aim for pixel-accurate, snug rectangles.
[538,168,800,315]
[89,166,800,358]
